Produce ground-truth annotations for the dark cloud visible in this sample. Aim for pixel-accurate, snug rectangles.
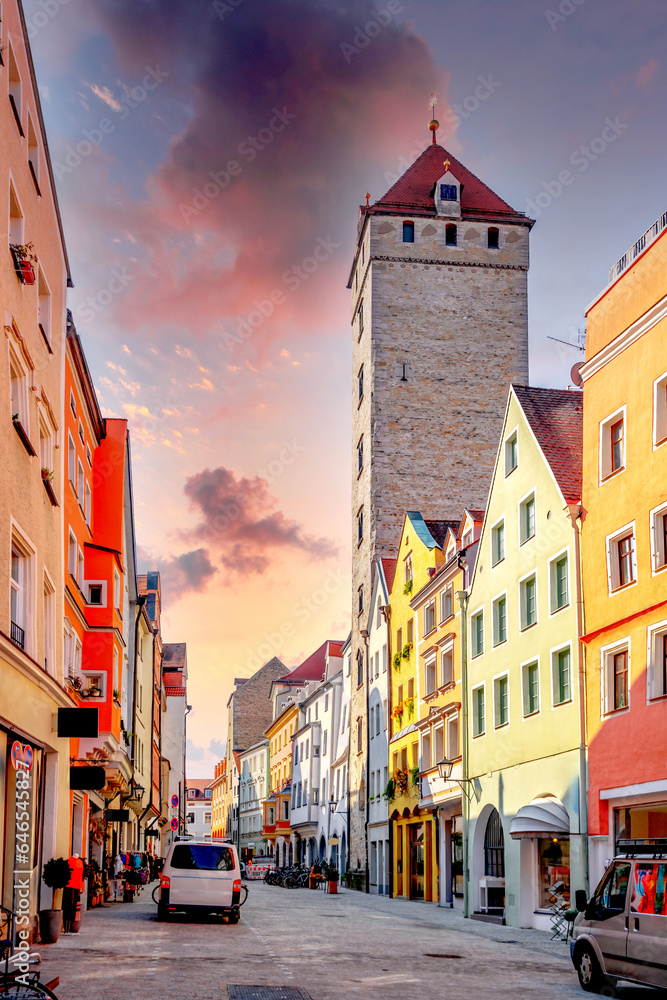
[208,738,226,759]
[181,466,338,575]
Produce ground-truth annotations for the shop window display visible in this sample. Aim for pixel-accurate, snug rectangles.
[538,837,570,908]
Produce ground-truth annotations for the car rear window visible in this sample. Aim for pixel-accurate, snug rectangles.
[171,845,235,871]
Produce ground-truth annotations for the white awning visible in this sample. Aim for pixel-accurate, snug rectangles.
[510,797,570,840]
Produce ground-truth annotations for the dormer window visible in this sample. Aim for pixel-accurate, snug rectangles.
[440,184,457,201]
[446,224,457,247]
[435,165,461,219]
[402,221,414,243]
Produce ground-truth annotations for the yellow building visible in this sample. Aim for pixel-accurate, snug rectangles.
[581,211,667,885]
[412,510,483,908]
[388,512,449,901]
[263,703,298,866]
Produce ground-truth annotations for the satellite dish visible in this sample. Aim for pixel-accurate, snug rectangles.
[570,362,584,388]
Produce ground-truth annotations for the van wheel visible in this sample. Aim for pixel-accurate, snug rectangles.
[227,910,240,924]
[157,902,169,922]
[576,945,606,993]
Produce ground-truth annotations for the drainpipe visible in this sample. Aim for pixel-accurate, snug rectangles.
[138,626,157,844]
[382,601,394,899]
[456,575,470,920]
[568,503,589,895]
[360,627,370,892]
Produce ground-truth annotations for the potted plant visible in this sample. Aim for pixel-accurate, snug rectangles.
[40,857,72,943]
[324,861,339,894]
[41,467,54,482]
[391,703,404,725]
[405,695,415,717]
[403,579,413,595]
[112,688,120,703]
[394,768,409,796]
[402,642,412,660]
[10,242,38,284]
[392,652,402,670]
[382,777,396,802]
[85,684,102,698]
[410,764,421,789]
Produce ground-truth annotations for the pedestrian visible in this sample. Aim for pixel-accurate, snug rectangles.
[63,854,84,934]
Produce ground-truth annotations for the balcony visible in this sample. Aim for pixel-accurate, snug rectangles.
[10,621,25,649]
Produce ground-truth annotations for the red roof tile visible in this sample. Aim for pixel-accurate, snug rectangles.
[278,639,344,684]
[327,640,344,657]
[381,557,397,591]
[164,685,186,697]
[513,386,583,503]
[466,509,486,521]
[372,144,530,223]
[424,519,461,549]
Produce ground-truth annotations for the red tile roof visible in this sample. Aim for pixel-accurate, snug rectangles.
[164,685,186,697]
[466,509,486,521]
[327,640,344,657]
[513,386,583,503]
[424,519,461,549]
[371,144,531,224]
[163,642,187,670]
[278,639,344,684]
[381,557,397,591]
[186,778,213,793]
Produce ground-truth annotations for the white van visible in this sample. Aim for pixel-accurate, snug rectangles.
[572,841,667,992]
[158,839,242,923]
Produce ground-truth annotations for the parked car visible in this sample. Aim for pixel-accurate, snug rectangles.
[571,840,667,992]
[246,855,276,880]
[157,840,242,923]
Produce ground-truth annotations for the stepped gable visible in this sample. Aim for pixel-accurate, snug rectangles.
[513,385,583,504]
[371,143,529,223]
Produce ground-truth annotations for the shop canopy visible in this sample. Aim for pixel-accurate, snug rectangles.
[509,797,570,840]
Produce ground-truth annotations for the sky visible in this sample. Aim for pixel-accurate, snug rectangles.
[24,0,667,776]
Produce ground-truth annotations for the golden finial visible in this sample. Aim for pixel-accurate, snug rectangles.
[428,92,439,144]
[443,159,450,172]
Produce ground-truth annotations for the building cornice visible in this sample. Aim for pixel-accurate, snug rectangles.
[372,254,527,271]
[580,291,667,383]
[0,633,77,711]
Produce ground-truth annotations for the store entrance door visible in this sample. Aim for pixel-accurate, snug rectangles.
[409,824,424,900]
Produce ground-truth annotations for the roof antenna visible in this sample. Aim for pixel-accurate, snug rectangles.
[428,92,439,145]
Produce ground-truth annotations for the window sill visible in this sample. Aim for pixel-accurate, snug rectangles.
[13,419,37,456]
[553,698,573,708]
[491,558,505,569]
[609,580,637,595]
[357,394,364,410]
[494,722,509,731]
[549,603,570,617]
[492,638,508,648]
[519,534,535,547]
[39,323,53,354]
[438,613,455,628]
[520,622,538,633]
[600,467,625,485]
[42,478,59,507]
[504,466,518,479]
[602,705,630,717]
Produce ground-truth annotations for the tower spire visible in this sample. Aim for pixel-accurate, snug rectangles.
[428,92,439,145]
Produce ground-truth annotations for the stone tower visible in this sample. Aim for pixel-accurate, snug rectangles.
[348,129,533,873]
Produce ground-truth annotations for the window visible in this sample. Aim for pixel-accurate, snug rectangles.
[407,617,414,647]
[68,434,76,487]
[85,482,92,525]
[520,574,538,630]
[447,713,459,758]
[440,585,453,622]
[441,644,454,686]
[9,347,30,436]
[86,442,92,466]
[445,223,457,246]
[519,492,536,544]
[8,42,23,134]
[440,184,457,200]
[114,569,121,609]
[471,610,484,658]
[607,525,636,591]
[494,674,509,728]
[402,221,414,243]
[357,506,363,546]
[648,623,667,700]
[382,644,388,672]
[488,227,499,249]
[650,503,667,573]
[358,301,364,335]
[357,717,363,753]
[68,530,77,577]
[27,114,40,193]
[9,182,24,245]
[38,414,53,476]
[404,554,413,587]
[43,574,55,675]
[312,788,319,805]
[491,520,505,566]
[549,552,569,613]
[356,648,364,686]
[82,668,105,700]
[603,644,629,713]
[357,436,363,474]
[78,418,85,445]
[552,646,572,706]
[358,364,364,403]
[600,408,626,480]
[77,547,84,587]
[69,390,76,418]
[77,459,84,507]
[472,685,485,737]
[38,270,51,347]
[492,594,507,646]
[425,656,437,696]
[10,545,25,648]
[424,600,436,635]
[421,732,431,771]
[653,370,667,446]
[522,660,540,717]
[504,431,518,476]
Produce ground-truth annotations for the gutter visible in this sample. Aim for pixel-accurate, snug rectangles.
[568,503,590,896]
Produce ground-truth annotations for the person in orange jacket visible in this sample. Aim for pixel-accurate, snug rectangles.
[63,855,85,933]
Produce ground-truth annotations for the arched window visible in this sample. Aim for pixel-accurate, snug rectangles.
[357,649,364,686]
[488,227,499,249]
[446,224,457,247]
[484,808,505,877]
[402,221,415,243]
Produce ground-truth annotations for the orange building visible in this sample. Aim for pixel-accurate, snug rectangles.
[263,703,298,866]
[581,209,667,884]
[211,758,227,839]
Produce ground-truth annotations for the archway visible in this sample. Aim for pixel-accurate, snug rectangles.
[288,840,293,866]
[319,835,326,861]
[341,832,346,874]
[482,807,505,915]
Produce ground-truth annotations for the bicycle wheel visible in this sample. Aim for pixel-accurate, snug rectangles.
[152,884,160,904]
[0,980,59,999]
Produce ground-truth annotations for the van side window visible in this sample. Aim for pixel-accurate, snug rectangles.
[631,864,667,915]
[594,861,631,916]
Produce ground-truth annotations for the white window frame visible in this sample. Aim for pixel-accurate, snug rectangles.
[77,546,84,588]
[37,268,51,345]
[518,487,537,546]
[440,641,454,687]
[605,521,637,594]
[521,657,541,718]
[10,522,36,658]
[81,669,106,701]
[504,427,518,477]
[69,389,76,417]
[492,590,508,647]
[470,607,484,659]
[425,653,437,697]
[551,641,573,708]
[43,570,56,677]
[493,671,510,729]
[7,40,23,131]
[653,369,667,449]
[600,637,631,716]
[421,730,432,771]
[67,432,76,487]
[67,528,77,578]
[9,178,25,245]
[9,343,30,435]
[446,712,459,760]
[77,458,85,509]
[86,580,107,607]
[114,568,121,609]
[439,584,453,623]
[471,682,486,738]
[548,547,571,616]
[518,569,539,631]
[491,517,505,568]
[599,405,626,483]
[647,618,667,702]
[650,502,667,575]
[424,599,436,636]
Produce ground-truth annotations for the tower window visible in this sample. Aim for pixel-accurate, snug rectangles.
[357,507,364,546]
[488,227,499,249]
[357,436,364,474]
[445,224,457,247]
[358,365,364,404]
[402,221,414,243]
[440,184,457,201]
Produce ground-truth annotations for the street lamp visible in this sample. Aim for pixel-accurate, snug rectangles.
[436,758,473,801]
[328,796,337,814]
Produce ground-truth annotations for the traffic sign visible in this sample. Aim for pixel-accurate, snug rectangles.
[170,817,178,830]
[171,793,179,808]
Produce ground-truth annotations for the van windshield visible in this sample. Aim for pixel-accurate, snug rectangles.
[171,845,235,871]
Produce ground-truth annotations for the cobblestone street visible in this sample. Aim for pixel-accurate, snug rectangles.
[33,882,658,1000]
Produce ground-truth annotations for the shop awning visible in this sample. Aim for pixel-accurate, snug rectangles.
[510,797,570,840]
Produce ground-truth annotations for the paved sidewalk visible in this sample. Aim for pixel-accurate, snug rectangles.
[33,882,652,999]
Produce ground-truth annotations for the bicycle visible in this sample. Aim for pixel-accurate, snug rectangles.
[0,905,60,999]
